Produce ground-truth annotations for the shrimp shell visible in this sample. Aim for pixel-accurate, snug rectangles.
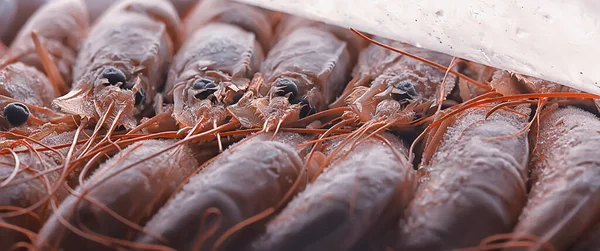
[165,22,265,128]
[250,132,414,251]
[134,132,308,251]
[508,107,600,251]
[395,106,530,250]
[9,0,89,87]
[53,0,183,129]
[36,139,203,251]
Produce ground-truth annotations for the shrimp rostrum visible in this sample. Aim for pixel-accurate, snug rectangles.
[53,0,183,130]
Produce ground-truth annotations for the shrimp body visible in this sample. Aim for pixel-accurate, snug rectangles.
[507,107,600,251]
[135,132,308,251]
[184,0,275,51]
[348,42,457,125]
[0,130,88,250]
[250,132,414,251]
[53,0,183,129]
[229,26,351,130]
[395,106,530,250]
[36,139,202,251]
[0,63,62,129]
[166,22,264,129]
[9,0,89,88]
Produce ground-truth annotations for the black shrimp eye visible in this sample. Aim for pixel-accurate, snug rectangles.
[4,103,30,127]
[292,98,314,118]
[101,67,127,87]
[192,78,217,90]
[134,91,145,106]
[274,78,299,100]
[192,78,218,100]
[391,81,418,101]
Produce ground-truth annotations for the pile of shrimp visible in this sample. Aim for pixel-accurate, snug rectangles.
[0,0,599,251]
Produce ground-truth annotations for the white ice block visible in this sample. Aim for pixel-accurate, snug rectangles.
[236,0,600,95]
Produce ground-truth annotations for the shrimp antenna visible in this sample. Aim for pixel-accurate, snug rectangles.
[30,30,69,95]
[350,28,490,90]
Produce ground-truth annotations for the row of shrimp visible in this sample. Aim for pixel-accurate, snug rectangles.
[0,0,599,250]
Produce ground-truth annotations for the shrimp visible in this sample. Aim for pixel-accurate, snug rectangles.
[249,132,414,251]
[183,0,276,51]
[501,107,600,251]
[227,24,352,133]
[161,8,266,132]
[35,139,217,251]
[53,0,183,130]
[0,0,48,44]
[0,63,72,133]
[393,105,530,250]
[5,0,89,94]
[0,129,89,250]
[134,132,310,251]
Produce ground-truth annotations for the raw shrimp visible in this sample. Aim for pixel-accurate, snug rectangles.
[342,38,460,124]
[35,139,216,251]
[503,107,600,251]
[393,105,530,250]
[0,0,48,44]
[183,0,276,51]
[0,130,89,250]
[0,63,69,131]
[228,25,352,132]
[53,0,183,130]
[163,21,264,131]
[6,0,89,93]
[134,132,309,251]
[249,132,414,251]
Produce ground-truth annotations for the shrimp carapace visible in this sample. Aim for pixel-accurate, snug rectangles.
[0,63,71,131]
[53,0,183,130]
[165,21,265,131]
